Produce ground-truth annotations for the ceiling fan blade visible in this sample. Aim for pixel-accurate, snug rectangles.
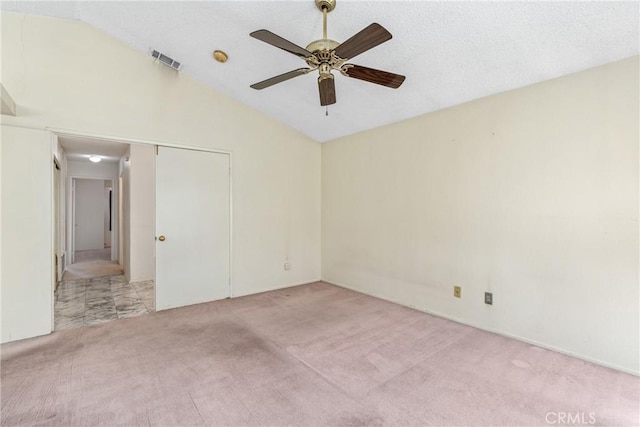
[250,29,314,59]
[333,23,392,61]
[250,68,310,90]
[318,76,336,106]
[343,64,405,89]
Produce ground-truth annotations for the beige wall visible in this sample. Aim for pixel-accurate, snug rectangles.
[1,126,53,343]
[1,12,321,309]
[118,145,154,283]
[119,148,131,281]
[128,144,155,283]
[2,11,637,375]
[322,56,639,374]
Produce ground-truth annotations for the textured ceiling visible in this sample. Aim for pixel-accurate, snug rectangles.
[3,1,639,142]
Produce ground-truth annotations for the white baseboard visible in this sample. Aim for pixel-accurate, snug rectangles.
[322,279,639,377]
[231,278,322,298]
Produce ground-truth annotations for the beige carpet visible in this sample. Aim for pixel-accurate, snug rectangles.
[1,282,637,426]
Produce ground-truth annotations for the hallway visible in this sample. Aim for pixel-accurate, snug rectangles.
[62,248,123,281]
[55,276,155,330]
[56,244,155,330]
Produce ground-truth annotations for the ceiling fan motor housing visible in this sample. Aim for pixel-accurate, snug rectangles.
[306,39,340,69]
[306,39,339,54]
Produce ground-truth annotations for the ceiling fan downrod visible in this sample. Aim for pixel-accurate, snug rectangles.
[323,6,327,39]
[321,4,329,40]
[316,0,335,40]
[306,0,339,56]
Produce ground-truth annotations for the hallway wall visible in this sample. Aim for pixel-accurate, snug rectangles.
[118,144,155,283]
[128,144,154,283]
[120,148,131,281]
[52,135,68,279]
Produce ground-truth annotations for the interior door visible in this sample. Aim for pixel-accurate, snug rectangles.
[155,146,231,310]
[74,178,105,252]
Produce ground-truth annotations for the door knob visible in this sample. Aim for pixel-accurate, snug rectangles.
[158,235,166,241]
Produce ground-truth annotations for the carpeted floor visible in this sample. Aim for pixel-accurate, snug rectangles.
[1,282,637,426]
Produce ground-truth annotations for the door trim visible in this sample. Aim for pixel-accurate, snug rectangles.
[49,127,234,299]
[48,127,232,156]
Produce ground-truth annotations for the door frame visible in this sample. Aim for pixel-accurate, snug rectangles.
[49,128,234,311]
[53,157,62,282]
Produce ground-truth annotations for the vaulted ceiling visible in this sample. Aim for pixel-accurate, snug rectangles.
[2,1,639,142]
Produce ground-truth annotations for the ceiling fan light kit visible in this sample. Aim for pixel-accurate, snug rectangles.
[249,0,405,107]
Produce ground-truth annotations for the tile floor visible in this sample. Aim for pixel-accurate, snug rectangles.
[55,275,155,330]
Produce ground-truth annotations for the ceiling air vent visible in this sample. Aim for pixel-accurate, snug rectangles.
[151,50,182,71]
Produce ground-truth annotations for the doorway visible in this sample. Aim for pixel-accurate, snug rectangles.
[54,136,156,330]
[52,133,232,332]
[67,177,121,279]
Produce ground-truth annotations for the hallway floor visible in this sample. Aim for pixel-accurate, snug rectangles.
[55,276,155,330]
[62,249,124,281]
[74,248,111,263]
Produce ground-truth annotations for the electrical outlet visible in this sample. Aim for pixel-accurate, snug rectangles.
[484,292,493,305]
[453,285,461,298]
[284,262,290,270]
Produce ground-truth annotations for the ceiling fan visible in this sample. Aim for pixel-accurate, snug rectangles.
[249,0,405,107]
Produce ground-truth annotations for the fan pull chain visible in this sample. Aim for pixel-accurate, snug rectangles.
[326,106,329,116]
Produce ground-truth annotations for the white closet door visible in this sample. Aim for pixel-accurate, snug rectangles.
[155,146,230,310]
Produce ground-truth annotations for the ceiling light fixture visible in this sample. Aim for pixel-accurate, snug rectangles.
[213,50,228,63]
[89,155,102,163]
